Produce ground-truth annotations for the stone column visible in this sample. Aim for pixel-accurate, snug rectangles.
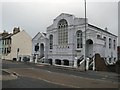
[86,58,89,70]
[69,61,73,66]
[61,60,64,65]
[29,55,33,62]
[52,59,55,65]
[35,55,38,63]
[93,58,95,70]
[21,56,23,62]
[74,57,77,68]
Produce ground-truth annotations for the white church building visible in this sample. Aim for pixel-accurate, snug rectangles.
[32,13,117,70]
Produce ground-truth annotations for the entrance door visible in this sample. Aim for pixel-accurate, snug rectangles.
[86,39,93,58]
[48,59,52,65]
[40,43,44,58]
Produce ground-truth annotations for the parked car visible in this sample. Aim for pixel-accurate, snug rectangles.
[23,57,30,62]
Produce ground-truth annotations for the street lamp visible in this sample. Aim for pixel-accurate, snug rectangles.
[84,0,87,71]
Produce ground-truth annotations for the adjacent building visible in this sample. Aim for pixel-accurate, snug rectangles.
[118,46,120,61]
[0,34,2,59]
[32,13,117,69]
[2,27,32,61]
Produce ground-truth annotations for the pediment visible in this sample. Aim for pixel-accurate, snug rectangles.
[32,32,45,41]
[54,13,74,21]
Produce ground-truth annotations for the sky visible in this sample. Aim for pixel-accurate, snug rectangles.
[0,0,118,38]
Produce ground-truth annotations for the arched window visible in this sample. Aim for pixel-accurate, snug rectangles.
[109,38,111,49]
[58,19,68,45]
[49,35,53,49]
[113,40,116,50]
[103,36,106,47]
[76,30,82,48]
[34,43,39,52]
[97,35,100,39]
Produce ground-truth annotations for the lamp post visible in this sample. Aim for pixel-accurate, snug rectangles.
[84,0,87,71]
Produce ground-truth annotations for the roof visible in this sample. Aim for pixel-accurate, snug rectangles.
[32,32,40,40]
[3,34,13,39]
[54,13,75,21]
[88,24,117,37]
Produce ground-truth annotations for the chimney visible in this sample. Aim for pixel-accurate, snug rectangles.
[13,27,20,34]
[105,27,108,31]
[2,30,8,37]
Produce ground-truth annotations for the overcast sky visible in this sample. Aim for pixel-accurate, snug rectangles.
[0,0,118,38]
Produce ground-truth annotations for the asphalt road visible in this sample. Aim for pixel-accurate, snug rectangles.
[2,60,120,88]
[2,60,119,83]
[2,76,68,88]
[2,61,69,88]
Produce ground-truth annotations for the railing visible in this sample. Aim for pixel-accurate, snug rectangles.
[37,56,45,63]
[103,58,109,65]
[77,55,84,67]
[86,55,95,70]
[80,59,85,65]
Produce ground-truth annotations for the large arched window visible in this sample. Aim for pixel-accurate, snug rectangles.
[58,19,68,45]
[76,30,82,48]
[49,35,53,49]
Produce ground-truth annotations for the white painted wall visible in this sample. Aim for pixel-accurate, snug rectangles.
[5,30,32,60]
[34,13,117,66]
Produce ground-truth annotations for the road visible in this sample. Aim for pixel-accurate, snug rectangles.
[2,60,120,88]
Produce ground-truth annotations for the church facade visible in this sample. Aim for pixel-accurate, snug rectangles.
[32,13,117,68]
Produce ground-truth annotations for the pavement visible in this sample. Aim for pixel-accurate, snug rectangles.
[2,60,120,88]
[1,69,18,81]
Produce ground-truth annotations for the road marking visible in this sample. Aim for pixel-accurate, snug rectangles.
[20,75,80,88]
[37,77,80,88]
[40,68,119,84]
[47,71,52,73]
[69,74,119,84]
[4,68,119,85]
[36,65,44,66]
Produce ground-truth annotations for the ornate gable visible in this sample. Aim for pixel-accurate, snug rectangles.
[32,32,46,41]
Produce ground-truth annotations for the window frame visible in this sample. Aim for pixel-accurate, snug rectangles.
[76,30,83,48]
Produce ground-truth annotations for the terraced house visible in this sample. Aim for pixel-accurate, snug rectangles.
[1,27,32,61]
[0,33,2,59]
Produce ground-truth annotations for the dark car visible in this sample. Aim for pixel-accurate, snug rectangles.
[23,57,30,62]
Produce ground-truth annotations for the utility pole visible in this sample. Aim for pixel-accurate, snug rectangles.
[84,0,87,71]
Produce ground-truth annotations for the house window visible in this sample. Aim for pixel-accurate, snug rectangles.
[58,19,68,45]
[34,43,39,52]
[76,30,82,48]
[9,38,11,44]
[2,48,4,54]
[4,48,6,54]
[113,40,116,50]
[103,37,106,47]
[2,40,4,45]
[109,38,111,49]
[7,48,9,53]
[49,35,53,49]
